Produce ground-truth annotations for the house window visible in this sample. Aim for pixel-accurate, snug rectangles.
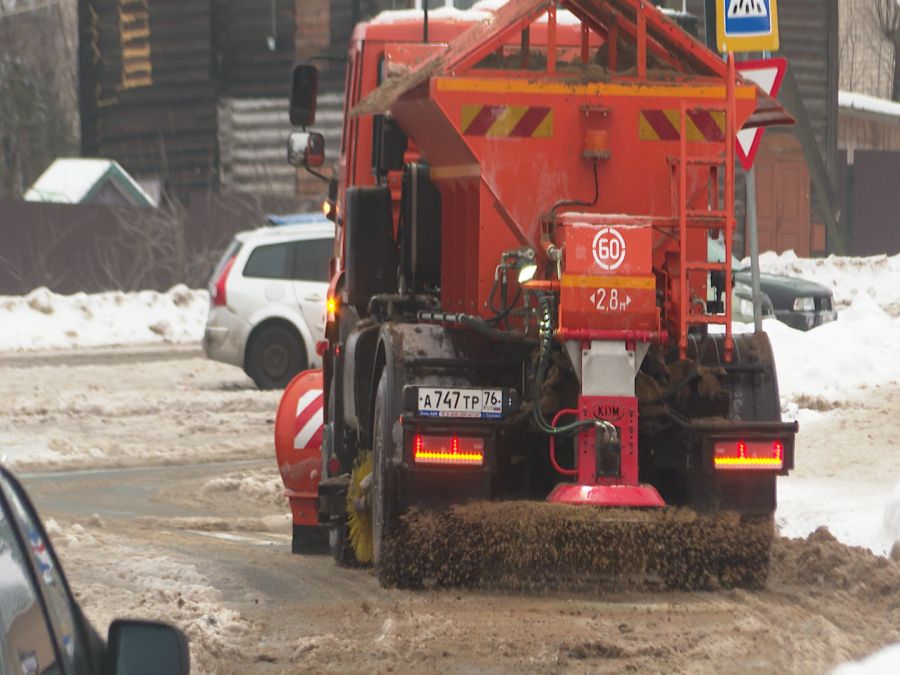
[118,0,153,90]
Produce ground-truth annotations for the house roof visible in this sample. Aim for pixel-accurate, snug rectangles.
[839,91,900,120]
[24,158,155,207]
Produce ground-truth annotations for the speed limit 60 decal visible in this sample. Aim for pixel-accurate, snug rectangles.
[593,227,627,271]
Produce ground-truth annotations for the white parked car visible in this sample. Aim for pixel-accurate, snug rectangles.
[204,219,333,389]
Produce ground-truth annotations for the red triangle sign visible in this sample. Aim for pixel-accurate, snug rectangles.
[735,57,788,171]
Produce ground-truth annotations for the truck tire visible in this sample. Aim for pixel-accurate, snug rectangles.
[372,370,400,577]
[677,332,779,590]
[246,324,306,390]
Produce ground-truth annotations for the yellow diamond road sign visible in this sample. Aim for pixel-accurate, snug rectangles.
[717,0,779,53]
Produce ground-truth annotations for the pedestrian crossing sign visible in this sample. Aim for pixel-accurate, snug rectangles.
[717,0,779,53]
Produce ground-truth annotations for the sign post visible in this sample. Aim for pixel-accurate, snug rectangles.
[714,2,783,330]
[733,57,787,332]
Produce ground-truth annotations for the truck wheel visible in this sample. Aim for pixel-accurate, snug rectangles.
[685,333,779,589]
[372,370,400,576]
[246,325,306,390]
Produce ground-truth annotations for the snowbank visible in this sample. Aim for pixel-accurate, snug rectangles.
[718,249,900,408]
[778,472,899,557]
[884,481,900,556]
[744,293,900,406]
[749,250,900,313]
[202,470,287,507]
[0,286,208,351]
[832,643,900,675]
[46,517,252,675]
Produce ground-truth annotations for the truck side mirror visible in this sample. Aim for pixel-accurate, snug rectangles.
[107,619,190,675]
[287,131,325,168]
[290,63,318,127]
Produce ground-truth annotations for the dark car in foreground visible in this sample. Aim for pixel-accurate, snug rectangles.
[709,238,837,331]
[0,466,189,675]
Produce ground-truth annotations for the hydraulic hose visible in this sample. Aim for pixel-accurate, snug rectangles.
[416,311,529,342]
[531,294,615,440]
[646,335,713,405]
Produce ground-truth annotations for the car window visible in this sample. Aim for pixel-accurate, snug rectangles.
[243,242,292,280]
[291,238,333,282]
[0,472,92,674]
[707,236,742,272]
[0,498,59,674]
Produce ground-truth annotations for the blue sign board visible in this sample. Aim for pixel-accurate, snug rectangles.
[717,0,780,53]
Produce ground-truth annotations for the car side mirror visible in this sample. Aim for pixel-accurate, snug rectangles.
[288,131,325,168]
[107,619,189,675]
[290,63,318,127]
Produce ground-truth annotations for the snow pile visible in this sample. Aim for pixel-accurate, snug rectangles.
[373,1,582,27]
[202,470,287,507]
[764,294,900,556]
[832,643,900,675]
[723,250,900,408]
[745,293,900,406]
[47,517,253,675]
[884,482,900,556]
[749,250,900,313]
[0,285,208,351]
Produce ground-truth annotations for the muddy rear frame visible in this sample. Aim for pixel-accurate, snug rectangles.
[319,314,796,528]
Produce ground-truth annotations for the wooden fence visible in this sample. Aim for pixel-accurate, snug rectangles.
[0,191,300,294]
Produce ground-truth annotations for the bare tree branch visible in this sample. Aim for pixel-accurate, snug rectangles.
[871,0,900,99]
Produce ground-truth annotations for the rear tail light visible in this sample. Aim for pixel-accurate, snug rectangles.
[212,256,237,307]
[413,434,484,466]
[714,439,784,470]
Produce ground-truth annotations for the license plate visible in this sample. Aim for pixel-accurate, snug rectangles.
[417,387,503,419]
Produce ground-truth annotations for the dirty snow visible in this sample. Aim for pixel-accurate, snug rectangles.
[2,251,900,650]
[832,643,900,675]
[2,252,899,555]
[0,350,278,470]
[0,286,207,351]
[202,469,287,507]
[738,252,900,559]
[44,517,253,675]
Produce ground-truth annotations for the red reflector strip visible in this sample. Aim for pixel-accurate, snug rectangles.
[714,440,784,471]
[413,434,484,466]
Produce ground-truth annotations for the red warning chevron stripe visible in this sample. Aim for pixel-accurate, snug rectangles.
[461,105,553,138]
[639,109,726,142]
[293,388,324,450]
